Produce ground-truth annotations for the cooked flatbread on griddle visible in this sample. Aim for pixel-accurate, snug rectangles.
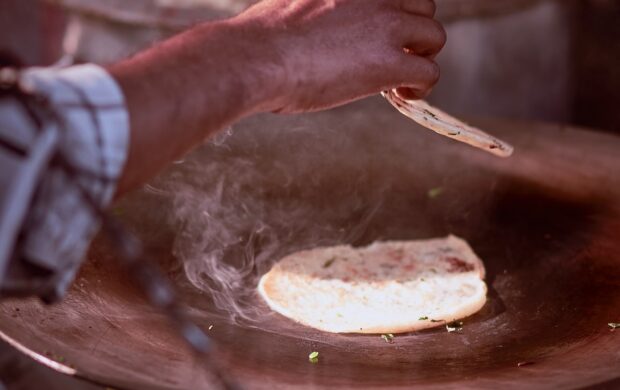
[383,90,514,158]
[258,235,487,334]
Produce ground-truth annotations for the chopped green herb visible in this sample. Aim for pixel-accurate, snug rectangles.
[608,323,620,330]
[428,187,444,199]
[446,321,464,333]
[49,354,66,363]
[323,257,337,268]
[430,319,442,323]
[381,334,395,343]
[419,316,429,321]
[309,351,319,363]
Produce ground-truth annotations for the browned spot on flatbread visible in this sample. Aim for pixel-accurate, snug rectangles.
[445,257,475,273]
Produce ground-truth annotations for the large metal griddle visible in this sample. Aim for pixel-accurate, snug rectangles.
[0,97,619,389]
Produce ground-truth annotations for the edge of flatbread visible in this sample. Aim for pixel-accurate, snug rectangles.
[383,90,514,158]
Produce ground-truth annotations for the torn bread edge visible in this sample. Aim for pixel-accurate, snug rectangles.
[383,90,514,158]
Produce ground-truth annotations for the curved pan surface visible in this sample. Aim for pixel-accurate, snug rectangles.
[1,97,619,389]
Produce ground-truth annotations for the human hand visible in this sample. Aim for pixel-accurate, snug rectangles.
[235,0,446,113]
[110,0,445,193]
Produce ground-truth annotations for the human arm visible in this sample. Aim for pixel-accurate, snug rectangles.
[0,0,445,301]
[110,0,446,195]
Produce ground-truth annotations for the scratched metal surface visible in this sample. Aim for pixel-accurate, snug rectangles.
[0,97,619,389]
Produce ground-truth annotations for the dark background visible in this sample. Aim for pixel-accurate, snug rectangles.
[571,0,620,133]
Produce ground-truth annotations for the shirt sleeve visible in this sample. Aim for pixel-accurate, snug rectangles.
[0,64,129,302]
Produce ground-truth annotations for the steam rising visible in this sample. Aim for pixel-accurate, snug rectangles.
[167,114,386,326]
[160,98,497,332]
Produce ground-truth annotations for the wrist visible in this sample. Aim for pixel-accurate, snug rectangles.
[106,12,290,193]
[193,17,288,115]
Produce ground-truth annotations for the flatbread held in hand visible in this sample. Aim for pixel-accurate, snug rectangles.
[383,90,514,158]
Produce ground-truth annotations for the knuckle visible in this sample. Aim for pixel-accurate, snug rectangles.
[402,0,436,17]
[427,61,441,85]
[391,12,412,37]
[426,0,437,16]
[432,19,448,48]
